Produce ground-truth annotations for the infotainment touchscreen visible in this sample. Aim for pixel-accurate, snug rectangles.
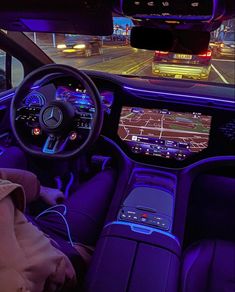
[118,106,212,160]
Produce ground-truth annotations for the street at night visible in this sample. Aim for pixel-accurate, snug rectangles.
[1,34,234,86]
[1,45,234,83]
[48,45,235,84]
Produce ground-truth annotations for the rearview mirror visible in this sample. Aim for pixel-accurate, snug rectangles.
[130,26,210,54]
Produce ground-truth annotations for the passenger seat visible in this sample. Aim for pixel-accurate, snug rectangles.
[181,240,235,292]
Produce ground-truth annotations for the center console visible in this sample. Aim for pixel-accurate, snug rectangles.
[84,168,181,292]
[118,168,176,232]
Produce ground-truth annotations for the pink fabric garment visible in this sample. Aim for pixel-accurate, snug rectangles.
[0,169,76,292]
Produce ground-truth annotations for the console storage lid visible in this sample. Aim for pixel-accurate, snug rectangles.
[84,222,181,292]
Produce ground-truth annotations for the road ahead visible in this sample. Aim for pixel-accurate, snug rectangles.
[1,44,234,86]
[49,45,235,85]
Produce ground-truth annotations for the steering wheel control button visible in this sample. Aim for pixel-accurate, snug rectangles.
[42,106,63,129]
[69,132,77,141]
[16,106,41,122]
[76,112,93,129]
[32,128,41,136]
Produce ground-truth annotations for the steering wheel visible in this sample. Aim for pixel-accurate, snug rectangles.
[10,64,104,159]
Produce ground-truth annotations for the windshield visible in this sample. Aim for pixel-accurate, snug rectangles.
[24,17,234,85]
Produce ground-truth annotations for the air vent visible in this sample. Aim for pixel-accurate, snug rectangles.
[220,119,235,141]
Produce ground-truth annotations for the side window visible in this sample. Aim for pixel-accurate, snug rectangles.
[0,49,24,92]
[0,50,6,91]
[12,57,24,88]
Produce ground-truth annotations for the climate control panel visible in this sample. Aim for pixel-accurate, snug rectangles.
[118,207,171,231]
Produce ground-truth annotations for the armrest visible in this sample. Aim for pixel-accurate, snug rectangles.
[84,222,181,292]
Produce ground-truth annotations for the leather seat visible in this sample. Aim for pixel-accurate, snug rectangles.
[181,240,235,292]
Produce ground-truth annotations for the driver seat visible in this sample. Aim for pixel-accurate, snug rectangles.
[181,239,235,292]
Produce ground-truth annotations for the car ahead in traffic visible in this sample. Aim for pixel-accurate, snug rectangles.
[57,34,103,57]
[213,31,235,58]
[152,50,212,80]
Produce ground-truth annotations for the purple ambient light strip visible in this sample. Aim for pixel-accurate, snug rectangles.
[105,221,180,246]
[123,86,235,105]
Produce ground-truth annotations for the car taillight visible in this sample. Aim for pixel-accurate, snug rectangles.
[155,51,169,56]
[198,50,212,58]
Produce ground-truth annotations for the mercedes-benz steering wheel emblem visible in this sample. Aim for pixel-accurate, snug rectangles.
[42,106,63,129]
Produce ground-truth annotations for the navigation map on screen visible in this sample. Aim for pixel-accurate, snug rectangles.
[118,106,212,160]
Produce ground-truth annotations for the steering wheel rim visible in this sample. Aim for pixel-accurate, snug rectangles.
[10,64,104,159]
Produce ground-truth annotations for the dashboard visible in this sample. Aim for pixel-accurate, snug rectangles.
[92,72,235,168]
[19,72,235,168]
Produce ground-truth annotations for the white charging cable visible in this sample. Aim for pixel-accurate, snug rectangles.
[35,204,74,247]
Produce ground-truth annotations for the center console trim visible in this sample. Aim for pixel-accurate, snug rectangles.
[105,221,180,247]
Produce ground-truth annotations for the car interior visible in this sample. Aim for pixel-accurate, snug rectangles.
[0,0,235,291]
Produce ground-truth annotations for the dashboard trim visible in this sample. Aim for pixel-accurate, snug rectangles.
[104,221,181,247]
[123,85,235,106]
[102,135,235,171]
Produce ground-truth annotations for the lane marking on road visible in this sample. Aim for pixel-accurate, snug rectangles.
[83,52,137,71]
[211,64,229,84]
[212,58,235,62]
[122,57,152,75]
[136,61,152,75]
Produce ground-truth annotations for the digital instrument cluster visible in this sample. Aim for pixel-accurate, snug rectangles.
[23,91,46,107]
[118,106,212,161]
[55,86,114,113]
